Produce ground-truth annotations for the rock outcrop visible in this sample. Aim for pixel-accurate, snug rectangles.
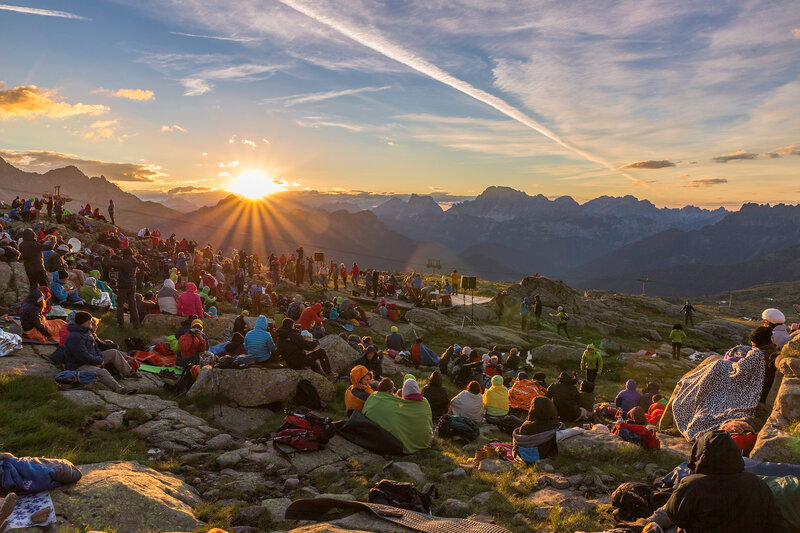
[52,461,203,533]
[188,367,335,407]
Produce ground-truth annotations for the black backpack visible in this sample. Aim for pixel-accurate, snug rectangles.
[611,482,672,523]
[295,379,325,409]
[436,414,480,443]
[368,480,438,514]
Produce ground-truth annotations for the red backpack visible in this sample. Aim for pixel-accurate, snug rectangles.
[271,409,335,455]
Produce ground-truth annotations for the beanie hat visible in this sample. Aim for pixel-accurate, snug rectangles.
[762,308,786,324]
[75,311,93,325]
[390,326,398,333]
[241,310,249,316]
[377,377,395,392]
[750,326,774,347]
[191,319,204,329]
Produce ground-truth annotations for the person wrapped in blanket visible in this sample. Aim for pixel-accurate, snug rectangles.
[19,289,65,343]
[483,374,524,431]
[512,396,563,463]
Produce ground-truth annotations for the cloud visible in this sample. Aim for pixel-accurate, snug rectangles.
[0,82,107,119]
[242,139,255,147]
[170,31,260,43]
[621,159,676,169]
[763,144,800,158]
[295,117,366,132]
[794,28,800,38]
[83,119,118,140]
[219,160,239,168]
[265,85,391,107]
[632,178,656,185]
[712,151,759,162]
[0,3,88,20]
[161,124,187,133]
[167,185,214,194]
[93,88,155,101]
[181,64,283,96]
[0,149,162,181]
[682,178,728,188]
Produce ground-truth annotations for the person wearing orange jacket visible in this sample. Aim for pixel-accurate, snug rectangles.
[345,365,374,413]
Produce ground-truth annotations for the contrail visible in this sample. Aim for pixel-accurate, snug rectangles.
[276,0,637,181]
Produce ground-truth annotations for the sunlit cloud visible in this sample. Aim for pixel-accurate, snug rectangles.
[712,151,758,163]
[262,138,270,144]
[242,139,256,147]
[181,64,284,96]
[621,160,676,170]
[0,82,107,119]
[0,149,161,181]
[682,178,728,188]
[219,161,239,168]
[161,124,187,133]
[265,85,391,107]
[763,144,800,158]
[83,119,118,141]
[170,31,260,43]
[295,117,366,132]
[167,185,215,194]
[793,28,800,38]
[0,3,88,20]
[93,88,155,101]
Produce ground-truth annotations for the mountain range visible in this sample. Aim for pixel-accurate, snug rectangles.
[2,156,798,296]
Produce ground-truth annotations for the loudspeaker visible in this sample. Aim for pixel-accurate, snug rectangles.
[460,276,477,290]
[314,252,325,262]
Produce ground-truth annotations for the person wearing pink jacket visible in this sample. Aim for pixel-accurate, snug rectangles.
[177,282,204,317]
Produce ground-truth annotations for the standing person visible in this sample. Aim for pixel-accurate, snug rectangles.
[19,228,52,288]
[680,300,695,327]
[351,262,360,287]
[450,269,459,296]
[295,258,305,288]
[318,262,329,289]
[496,290,507,318]
[371,268,379,299]
[107,199,115,226]
[340,263,348,288]
[532,295,542,329]
[519,297,531,330]
[306,256,314,285]
[108,248,140,329]
[330,260,339,290]
[553,306,570,338]
[580,344,603,382]
[46,196,53,218]
[670,324,687,360]
[54,200,64,224]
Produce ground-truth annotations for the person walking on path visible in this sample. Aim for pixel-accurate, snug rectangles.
[669,324,687,360]
[680,300,695,327]
[553,306,570,338]
[580,344,603,383]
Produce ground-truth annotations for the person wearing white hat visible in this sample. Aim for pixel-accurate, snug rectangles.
[761,308,789,349]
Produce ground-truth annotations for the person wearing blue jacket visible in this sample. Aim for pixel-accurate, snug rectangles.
[50,272,85,306]
[244,315,276,363]
[64,311,136,394]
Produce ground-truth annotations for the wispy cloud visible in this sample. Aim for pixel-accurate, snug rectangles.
[167,185,214,194]
[170,31,260,43]
[181,64,284,96]
[161,124,187,133]
[0,149,161,181]
[0,82,107,119]
[295,117,366,132]
[93,88,155,101]
[682,178,728,188]
[763,144,800,158]
[0,3,88,20]
[712,151,758,163]
[621,160,676,170]
[83,119,118,141]
[266,85,391,107]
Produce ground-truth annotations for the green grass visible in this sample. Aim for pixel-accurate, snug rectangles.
[0,373,147,464]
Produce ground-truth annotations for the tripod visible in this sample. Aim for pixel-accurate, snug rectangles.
[461,289,475,328]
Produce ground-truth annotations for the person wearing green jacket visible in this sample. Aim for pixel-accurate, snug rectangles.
[580,344,603,383]
[552,306,570,338]
[669,324,687,360]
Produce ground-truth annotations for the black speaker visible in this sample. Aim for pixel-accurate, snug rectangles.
[460,276,477,290]
[314,252,325,262]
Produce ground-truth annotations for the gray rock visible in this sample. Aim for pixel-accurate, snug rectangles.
[477,459,513,473]
[262,497,292,522]
[529,488,597,513]
[642,329,662,341]
[284,478,300,491]
[105,410,125,429]
[469,491,493,506]
[61,389,112,410]
[442,467,467,480]
[392,462,427,483]
[528,344,576,365]
[644,463,659,475]
[97,390,177,413]
[216,451,242,468]
[566,474,583,487]
[539,474,570,489]
[439,498,469,517]
[599,338,622,355]
[207,433,236,450]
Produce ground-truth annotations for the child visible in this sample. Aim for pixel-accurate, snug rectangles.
[669,323,686,360]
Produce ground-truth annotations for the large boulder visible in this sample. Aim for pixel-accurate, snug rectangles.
[528,344,577,365]
[52,461,202,533]
[188,367,334,407]
[692,319,749,345]
[505,275,585,314]
[318,334,360,376]
[141,313,232,341]
[751,421,800,464]
[405,308,453,329]
[0,344,58,377]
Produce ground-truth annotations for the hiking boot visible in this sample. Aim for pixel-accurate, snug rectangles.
[127,371,143,380]
[0,492,17,523]
[118,387,137,395]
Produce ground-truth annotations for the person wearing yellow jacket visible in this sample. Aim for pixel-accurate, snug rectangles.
[580,344,603,383]
[483,374,509,417]
[344,365,374,413]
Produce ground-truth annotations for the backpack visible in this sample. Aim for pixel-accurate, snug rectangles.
[436,414,480,443]
[271,408,334,455]
[295,379,325,410]
[368,479,438,514]
[125,337,146,351]
[611,482,672,523]
[54,370,98,389]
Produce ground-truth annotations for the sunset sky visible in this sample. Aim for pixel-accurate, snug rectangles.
[0,0,798,208]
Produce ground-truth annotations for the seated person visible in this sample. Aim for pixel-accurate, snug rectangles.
[88,269,116,308]
[625,406,648,425]
[512,396,563,463]
[298,302,324,331]
[345,365,374,413]
[508,372,547,414]
[223,332,247,356]
[275,318,332,375]
[638,382,660,410]
[64,311,136,394]
[421,370,450,420]
[78,277,112,309]
[579,380,595,413]
[533,371,548,389]
[20,288,65,342]
[49,272,85,306]
[157,279,179,315]
[135,292,158,317]
[351,345,383,379]
[641,431,786,533]
[546,371,587,422]
[505,347,521,373]
[485,355,504,377]
[233,310,250,336]
[483,374,510,419]
[244,315,276,363]
[386,303,400,322]
[385,325,406,354]
[411,337,441,366]
[615,379,642,413]
[400,377,424,401]
[449,381,484,424]
[362,381,433,454]
[177,319,209,367]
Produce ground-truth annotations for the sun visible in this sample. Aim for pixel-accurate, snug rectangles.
[228,170,286,200]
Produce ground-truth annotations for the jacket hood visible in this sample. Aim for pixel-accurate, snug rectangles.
[22,228,35,241]
[186,282,197,293]
[281,317,294,329]
[350,365,371,386]
[402,378,421,398]
[643,382,659,394]
[626,379,637,391]
[313,302,322,312]
[585,344,597,351]
[254,315,268,331]
[689,430,744,475]
[200,286,210,294]
[163,279,175,289]
[429,370,443,387]
[528,396,559,423]
[89,269,100,280]
[490,374,505,387]
[558,371,577,385]
[85,277,96,286]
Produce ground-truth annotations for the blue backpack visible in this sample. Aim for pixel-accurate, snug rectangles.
[54,370,98,387]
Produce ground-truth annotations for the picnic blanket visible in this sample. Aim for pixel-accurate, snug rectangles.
[2,491,56,531]
[671,346,764,440]
[137,363,184,376]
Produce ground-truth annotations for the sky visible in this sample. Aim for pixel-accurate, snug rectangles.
[0,0,798,209]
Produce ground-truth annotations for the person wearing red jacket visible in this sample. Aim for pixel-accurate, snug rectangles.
[177,319,209,366]
[298,302,325,331]
[177,282,204,317]
[351,262,360,286]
